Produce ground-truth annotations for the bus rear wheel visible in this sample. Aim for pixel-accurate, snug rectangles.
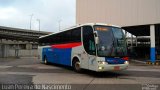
[44,56,48,65]
[73,59,82,72]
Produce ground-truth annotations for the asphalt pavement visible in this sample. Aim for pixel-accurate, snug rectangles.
[0,57,160,90]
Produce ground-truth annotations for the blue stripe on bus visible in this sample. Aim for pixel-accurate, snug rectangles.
[42,47,72,66]
[105,58,125,64]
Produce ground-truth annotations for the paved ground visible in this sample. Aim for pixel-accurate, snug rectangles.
[0,57,160,90]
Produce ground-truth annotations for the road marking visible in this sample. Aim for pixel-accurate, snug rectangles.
[0,66,12,69]
[127,68,160,72]
[0,71,79,76]
[17,64,63,69]
[37,66,62,69]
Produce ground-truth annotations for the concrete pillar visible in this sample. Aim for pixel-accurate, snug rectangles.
[124,31,128,45]
[124,31,127,45]
[131,34,133,53]
[0,39,2,57]
[135,36,138,47]
[131,34,133,47]
[3,44,9,58]
[26,43,32,50]
[0,44,2,58]
[15,42,20,58]
[150,25,156,63]
[124,30,127,38]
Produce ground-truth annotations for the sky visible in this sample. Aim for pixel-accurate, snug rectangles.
[0,0,76,32]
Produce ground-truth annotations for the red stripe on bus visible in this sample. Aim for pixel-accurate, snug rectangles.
[122,57,129,61]
[51,42,82,49]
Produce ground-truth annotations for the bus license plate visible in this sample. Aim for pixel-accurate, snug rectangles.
[114,66,120,70]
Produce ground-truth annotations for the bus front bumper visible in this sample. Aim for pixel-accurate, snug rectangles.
[96,63,129,72]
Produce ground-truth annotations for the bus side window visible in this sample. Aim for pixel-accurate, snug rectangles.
[71,27,81,42]
[83,26,96,55]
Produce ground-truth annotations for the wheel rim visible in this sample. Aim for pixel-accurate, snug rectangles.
[75,62,80,71]
[44,58,47,64]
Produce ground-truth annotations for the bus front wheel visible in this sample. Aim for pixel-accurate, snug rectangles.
[73,59,82,72]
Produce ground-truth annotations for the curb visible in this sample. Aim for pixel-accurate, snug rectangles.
[146,61,160,66]
[131,59,146,64]
[131,59,160,66]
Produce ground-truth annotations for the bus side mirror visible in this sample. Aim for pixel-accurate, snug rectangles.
[95,37,99,44]
[94,31,99,44]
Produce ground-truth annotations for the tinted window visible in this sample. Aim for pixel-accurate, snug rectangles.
[39,27,81,46]
[71,28,81,42]
[63,30,72,43]
[83,26,96,55]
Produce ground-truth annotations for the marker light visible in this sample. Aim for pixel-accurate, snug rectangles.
[122,57,129,61]
[124,61,129,64]
[98,66,104,70]
[98,61,107,64]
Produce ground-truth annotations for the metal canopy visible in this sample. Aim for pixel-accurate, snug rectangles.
[0,26,51,42]
[122,25,150,36]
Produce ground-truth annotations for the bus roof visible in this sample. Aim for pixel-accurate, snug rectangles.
[39,23,121,39]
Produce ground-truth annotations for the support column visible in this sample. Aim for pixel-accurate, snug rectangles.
[0,39,2,57]
[124,31,127,37]
[150,25,156,63]
[135,36,138,47]
[124,31,128,45]
[131,34,133,47]
[131,34,133,53]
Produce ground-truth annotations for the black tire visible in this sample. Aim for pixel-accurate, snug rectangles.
[73,59,82,72]
[43,56,48,65]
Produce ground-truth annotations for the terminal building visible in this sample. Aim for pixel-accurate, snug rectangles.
[76,0,160,63]
[0,26,50,58]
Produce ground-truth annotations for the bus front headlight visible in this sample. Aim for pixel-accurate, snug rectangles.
[98,66,103,70]
[98,61,107,65]
[124,61,129,64]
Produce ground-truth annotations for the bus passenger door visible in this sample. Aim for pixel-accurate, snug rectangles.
[82,26,96,69]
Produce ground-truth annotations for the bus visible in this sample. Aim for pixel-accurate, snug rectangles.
[38,23,129,72]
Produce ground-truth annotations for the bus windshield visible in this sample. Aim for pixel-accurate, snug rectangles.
[94,25,127,57]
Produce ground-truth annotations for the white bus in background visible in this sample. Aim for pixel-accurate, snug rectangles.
[38,23,129,72]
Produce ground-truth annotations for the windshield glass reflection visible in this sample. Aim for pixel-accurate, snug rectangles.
[94,25,127,57]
